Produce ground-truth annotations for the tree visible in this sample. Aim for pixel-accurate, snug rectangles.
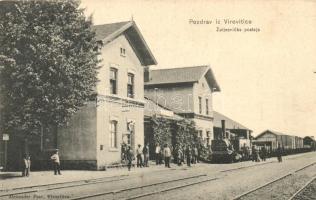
[0,0,100,138]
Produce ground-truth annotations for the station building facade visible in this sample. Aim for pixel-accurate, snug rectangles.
[56,21,157,170]
[144,66,220,146]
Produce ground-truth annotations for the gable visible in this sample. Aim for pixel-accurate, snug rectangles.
[256,131,277,139]
[100,34,142,67]
[93,21,157,66]
[145,65,220,92]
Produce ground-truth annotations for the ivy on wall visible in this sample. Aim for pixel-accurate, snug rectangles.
[149,115,212,162]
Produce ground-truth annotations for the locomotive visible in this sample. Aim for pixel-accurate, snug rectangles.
[211,120,252,163]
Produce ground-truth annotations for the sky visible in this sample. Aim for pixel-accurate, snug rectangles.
[81,0,316,137]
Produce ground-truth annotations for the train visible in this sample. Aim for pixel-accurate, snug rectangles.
[211,120,252,163]
[211,120,316,163]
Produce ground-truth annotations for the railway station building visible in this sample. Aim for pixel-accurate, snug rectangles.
[144,65,220,146]
[57,21,157,170]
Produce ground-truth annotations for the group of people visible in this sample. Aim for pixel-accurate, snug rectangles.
[251,145,283,163]
[176,145,200,167]
[121,143,150,171]
[154,143,172,167]
[121,143,201,171]
[21,150,61,177]
[136,143,150,168]
[251,145,266,162]
[156,143,200,167]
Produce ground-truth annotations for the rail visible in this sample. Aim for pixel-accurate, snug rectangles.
[288,176,316,200]
[69,174,211,200]
[233,161,316,200]
[0,174,129,198]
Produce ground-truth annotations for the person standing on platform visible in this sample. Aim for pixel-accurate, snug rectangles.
[143,143,149,167]
[261,146,267,161]
[193,146,198,164]
[277,145,283,162]
[251,145,257,162]
[163,144,171,168]
[155,143,161,165]
[22,154,31,177]
[176,145,183,166]
[186,146,192,167]
[136,144,143,167]
[51,150,61,175]
[126,146,134,171]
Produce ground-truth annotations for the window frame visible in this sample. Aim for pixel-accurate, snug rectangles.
[205,98,209,115]
[198,96,202,114]
[206,131,211,146]
[127,73,134,98]
[198,130,203,138]
[120,47,126,57]
[110,68,118,95]
[109,120,118,149]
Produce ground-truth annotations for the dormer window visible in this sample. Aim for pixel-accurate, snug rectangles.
[120,47,126,57]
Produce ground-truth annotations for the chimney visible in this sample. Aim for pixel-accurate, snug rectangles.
[221,120,226,139]
[144,66,150,82]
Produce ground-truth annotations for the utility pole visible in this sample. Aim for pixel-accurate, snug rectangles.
[40,125,43,151]
[2,134,9,171]
[4,140,7,171]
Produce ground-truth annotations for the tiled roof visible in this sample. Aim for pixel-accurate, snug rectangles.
[93,21,157,66]
[146,65,208,85]
[93,21,130,41]
[145,65,220,91]
[213,111,251,131]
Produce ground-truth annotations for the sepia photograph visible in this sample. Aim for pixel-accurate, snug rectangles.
[0,0,316,199]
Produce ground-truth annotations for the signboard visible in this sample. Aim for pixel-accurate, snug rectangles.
[2,134,9,141]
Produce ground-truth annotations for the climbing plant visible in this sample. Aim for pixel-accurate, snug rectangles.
[150,115,212,162]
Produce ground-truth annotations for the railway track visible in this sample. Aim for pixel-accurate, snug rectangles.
[69,174,217,200]
[233,161,316,200]
[220,161,275,173]
[288,176,316,200]
[3,159,313,200]
[0,174,129,198]
[0,166,183,198]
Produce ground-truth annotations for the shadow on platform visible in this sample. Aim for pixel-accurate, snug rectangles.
[0,172,22,180]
